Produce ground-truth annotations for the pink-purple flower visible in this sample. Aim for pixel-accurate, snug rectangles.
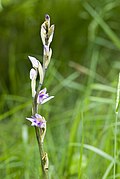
[37,88,54,104]
[26,113,46,128]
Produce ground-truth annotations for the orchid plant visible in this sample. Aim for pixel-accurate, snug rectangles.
[26,14,54,178]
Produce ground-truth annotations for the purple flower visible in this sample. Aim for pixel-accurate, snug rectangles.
[37,88,54,104]
[26,113,46,128]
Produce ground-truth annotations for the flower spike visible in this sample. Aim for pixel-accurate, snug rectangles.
[26,15,55,175]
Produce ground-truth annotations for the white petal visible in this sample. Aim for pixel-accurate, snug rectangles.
[31,122,36,126]
[48,25,54,45]
[35,113,42,119]
[41,23,46,46]
[26,117,34,123]
[41,121,46,129]
[44,48,52,69]
[28,56,39,68]
[49,48,52,60]
[30,68,37,80]
[44,45,49,56]
[40,88,47,94]
[41,96,54,104]
[31,80,36,97]
[38,62,44,84]
[38,88,47,97]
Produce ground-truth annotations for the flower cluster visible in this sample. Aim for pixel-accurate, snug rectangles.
[26,14,54,129]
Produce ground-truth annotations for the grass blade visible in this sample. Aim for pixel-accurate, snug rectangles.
[83,2,120,50]
[70,143,114,161]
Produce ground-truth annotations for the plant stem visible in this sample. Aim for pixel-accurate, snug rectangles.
[113,113,118,179]
[34,127,48,178]
[32,87,48,178]
[114,73,120,178]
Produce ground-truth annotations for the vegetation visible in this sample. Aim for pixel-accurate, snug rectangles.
[0,0,120,178]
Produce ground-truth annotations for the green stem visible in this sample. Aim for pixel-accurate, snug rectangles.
[32,86,48,178]
[34,127,48,178]
[113,113,118,179]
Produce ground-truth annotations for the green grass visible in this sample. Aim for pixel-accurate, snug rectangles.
[0,0,120,178]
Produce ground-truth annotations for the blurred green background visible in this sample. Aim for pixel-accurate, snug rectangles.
[0,0,120,178]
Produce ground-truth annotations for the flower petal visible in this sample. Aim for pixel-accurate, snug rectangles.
[26,117,34,123]
[41,23,46,46]
[44,45,49,56]
[40,122,46,128]
[31,122,37,126]
[31,80,36,97]
[48,25,54,45]
[38,62,44,84]
[28,56,39,68]
[30,68,37,80]
[40,88,47,94]
[41,96,54,104]
[35,113,42,119]
[44,48,52,69]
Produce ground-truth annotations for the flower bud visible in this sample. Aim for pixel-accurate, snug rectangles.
[40,15,54,47]
[30,68,37,97]
[44,48,52,69]
[30,68,37,80]
[41,23,46,46]
[28,56,39,68]
[48,25,54,46]
[38,62,44,84]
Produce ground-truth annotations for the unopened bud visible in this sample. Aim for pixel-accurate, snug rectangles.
[28,56,39,68]
[44,48,52,69]
[30,68,37,80]
[38,62,44,84]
